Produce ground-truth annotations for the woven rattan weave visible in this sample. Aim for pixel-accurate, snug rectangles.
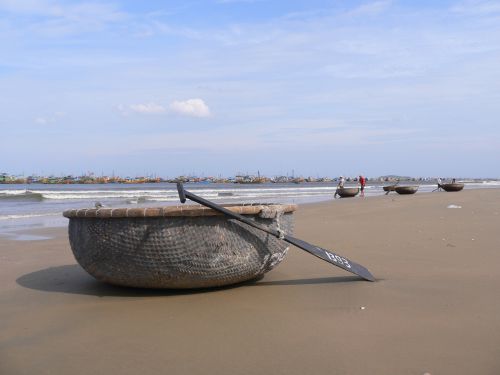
[64,204,296,289]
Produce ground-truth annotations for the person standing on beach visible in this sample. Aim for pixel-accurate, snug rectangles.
[437,177,443,191]
[359,175,366,197]
[338,176,345,188]
[334,176,345,198]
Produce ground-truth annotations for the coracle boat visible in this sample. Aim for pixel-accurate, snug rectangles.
[335,187,360,198]
[439,183,464,192]
[395,186,419,195]
[63,204,296,289]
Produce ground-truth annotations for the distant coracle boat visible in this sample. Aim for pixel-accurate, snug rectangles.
[335,187,360,198]
[63,203,296,289]
[439,183,464,192]
[395,186,419,195]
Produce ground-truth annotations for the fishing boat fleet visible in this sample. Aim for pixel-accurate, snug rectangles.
[1,171,472,185]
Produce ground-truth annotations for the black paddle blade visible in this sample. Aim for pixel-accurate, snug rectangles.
[177,182,186,203]
[284,235,375,282]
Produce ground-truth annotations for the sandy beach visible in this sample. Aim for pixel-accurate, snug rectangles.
[1,189,500,375]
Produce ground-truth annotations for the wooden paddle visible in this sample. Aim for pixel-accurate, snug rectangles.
[177,183,375,282]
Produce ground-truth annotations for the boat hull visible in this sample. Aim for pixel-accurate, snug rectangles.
[336,187,360,198]
[64,204,296,289]
[440,183,464,192]
[395,186,419,195]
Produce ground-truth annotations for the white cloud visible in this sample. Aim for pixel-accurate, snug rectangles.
[0,0,126,37]
[0,0,59,16]
[129,103,166,114]
[119,100,211,117]
[83,121,421,158]
[169,99,211,118]
[346,0,393,17]
[452,0,500,15]
[0,0,125,20]
[34,111,64,124]
[35,117,48,124]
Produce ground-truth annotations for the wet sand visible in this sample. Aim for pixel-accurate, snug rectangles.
[1,189,500,375]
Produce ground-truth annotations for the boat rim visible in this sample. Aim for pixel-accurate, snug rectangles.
[63,203,297,218]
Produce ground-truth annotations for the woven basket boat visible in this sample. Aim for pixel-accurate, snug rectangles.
[335,187,360,198]
[63,204,296,289]
[439,183,464,192]
[395,186,419,195]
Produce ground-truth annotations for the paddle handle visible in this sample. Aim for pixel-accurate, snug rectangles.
[177,182,186,203]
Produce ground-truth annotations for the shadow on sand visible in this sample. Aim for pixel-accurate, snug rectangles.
[16,264,364,297]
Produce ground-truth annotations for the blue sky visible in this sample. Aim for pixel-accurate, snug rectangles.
[1,0,499,178]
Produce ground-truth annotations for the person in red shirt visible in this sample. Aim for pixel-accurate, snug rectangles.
[359,175,366,196]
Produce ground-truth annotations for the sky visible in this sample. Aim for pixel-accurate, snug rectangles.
[1,0,499,178]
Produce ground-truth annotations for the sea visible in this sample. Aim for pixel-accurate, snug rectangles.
[1,181,499,239]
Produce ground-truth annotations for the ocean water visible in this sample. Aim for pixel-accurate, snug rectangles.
[1,181,499,236]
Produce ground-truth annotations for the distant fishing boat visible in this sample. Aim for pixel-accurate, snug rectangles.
[439,183,464,192]
[234,171,268,184]
[234,177,266,184]
[395,186,419,195]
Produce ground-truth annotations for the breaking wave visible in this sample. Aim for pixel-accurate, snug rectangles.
[0,191,44,201]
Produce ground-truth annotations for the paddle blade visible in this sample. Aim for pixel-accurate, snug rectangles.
[284,235,375,282]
